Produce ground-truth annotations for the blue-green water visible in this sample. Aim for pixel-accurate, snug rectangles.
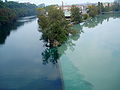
[0,17,63,90]
[60,14,120,90]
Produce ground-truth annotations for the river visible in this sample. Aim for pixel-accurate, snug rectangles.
[0,16,63,90]
[0,14,120,90]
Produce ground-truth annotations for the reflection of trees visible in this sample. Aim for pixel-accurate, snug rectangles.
[0,22,23,44]
[41,24,83,64]
[83,14,120,28]
[42,47,60,65]
[0,17,36,45]
[40,14,120,90]
[41,14,120,64]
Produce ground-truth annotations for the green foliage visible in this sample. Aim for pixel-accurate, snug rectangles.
[87,5,99,17]
[71,6,82,24]
[45,5,58,12]
[87,2,120,18]
[37,8,46,16]
[0,8,16,24]
[104,6,112,12]
[97,2,120,13]
[97,2,113,13]
[42,47,59,65]
[38,7,70,46]
[97,2,104,13]
[0,0,7,8]
[5,1,37,17]
[82,14,89,20]
[0,1,37,24]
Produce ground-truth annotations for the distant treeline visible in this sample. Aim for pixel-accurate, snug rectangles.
[0,0,37,25]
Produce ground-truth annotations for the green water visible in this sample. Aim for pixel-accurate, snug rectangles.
[60,14,120,90]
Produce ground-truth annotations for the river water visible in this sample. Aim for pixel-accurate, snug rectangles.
[0,17,63,90]
[60,14,120,90]
[0,14,120,90]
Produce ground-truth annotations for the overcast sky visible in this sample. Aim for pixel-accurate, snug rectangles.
[8,0,114,5]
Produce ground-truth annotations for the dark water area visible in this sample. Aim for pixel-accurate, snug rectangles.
[0,16,63,90]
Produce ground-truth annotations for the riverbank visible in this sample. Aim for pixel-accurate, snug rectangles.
[0,1,37,25]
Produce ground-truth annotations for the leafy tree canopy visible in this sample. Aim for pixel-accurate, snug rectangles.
[71,6,82,24]
[38,6,72,46]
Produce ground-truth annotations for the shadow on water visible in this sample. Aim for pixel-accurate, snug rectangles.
[0,16,36,45]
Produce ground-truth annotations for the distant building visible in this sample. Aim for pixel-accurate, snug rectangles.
[60,5,84,12]
[102,2,113,7]
[60,4,87,15]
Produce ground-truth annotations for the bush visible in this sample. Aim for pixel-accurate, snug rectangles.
[82,14,89,20]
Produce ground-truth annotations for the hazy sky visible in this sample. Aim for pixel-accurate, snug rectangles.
[8,0,114,5]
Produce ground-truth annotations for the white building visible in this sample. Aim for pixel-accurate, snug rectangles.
[60,5,84,12]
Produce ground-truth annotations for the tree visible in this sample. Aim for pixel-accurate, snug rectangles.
[0,1,37,24]
[112,1,120,11]
[71,6,82,24]
[0,8,16,24]
[87,5,99,17]
[5,1,37,17]
[97,2,104,13]
[0,0,6,8]
[38,6,70,46]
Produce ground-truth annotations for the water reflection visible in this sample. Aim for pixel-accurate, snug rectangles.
[42,47,60,65]
[58,24,93,90]
[83,14,120,28]
[37,14,120,90]
[40,14,120,64]
[39,23,83,65]
[0,16,36,45]
[0,17,63,90]
[41,14,120,65]
[0,23,23,44]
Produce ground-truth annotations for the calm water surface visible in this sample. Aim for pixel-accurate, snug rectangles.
[0,14,120,90]
[0,17,63,90]
[60,14,120,90]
